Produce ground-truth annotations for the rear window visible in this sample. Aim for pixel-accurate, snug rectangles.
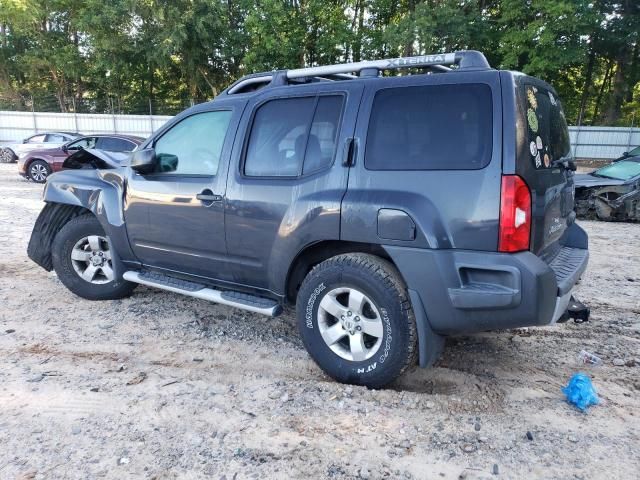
[524,84,571,169]
[365,83,493,170]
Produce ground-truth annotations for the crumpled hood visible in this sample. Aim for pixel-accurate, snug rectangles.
[573,173,626,188]
[62,148,130,170]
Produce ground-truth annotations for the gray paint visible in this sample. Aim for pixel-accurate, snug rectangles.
[29,65,590,367]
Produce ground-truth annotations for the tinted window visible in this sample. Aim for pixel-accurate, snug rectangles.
[365,84,492,170]
[245,95,343,177]
[97,137,136,152]
[153,110,232,175]
[524,85,570,169]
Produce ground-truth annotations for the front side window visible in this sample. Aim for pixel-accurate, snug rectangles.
[153,110,232,175]
[244,95,344,177]
[365,84,493,170]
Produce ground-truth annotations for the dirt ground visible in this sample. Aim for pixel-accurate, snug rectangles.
[0,163,639,480]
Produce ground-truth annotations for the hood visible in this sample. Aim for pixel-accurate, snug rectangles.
[62,148,130,170]
[573,173,626,188]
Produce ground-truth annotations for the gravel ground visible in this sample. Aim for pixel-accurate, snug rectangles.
[0,163,639,480]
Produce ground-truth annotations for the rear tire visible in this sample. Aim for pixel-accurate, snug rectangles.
[52,215,136,300]
[28,160,51,183]
[296,253,417,388]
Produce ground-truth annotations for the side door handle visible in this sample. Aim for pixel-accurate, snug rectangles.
[196,189,222,205]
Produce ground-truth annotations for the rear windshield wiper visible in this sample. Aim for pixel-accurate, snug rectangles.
[551,156,577,171]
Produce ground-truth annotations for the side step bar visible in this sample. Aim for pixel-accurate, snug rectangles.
[123,271,283,317]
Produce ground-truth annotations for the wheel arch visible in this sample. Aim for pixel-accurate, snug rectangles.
[27,203,94,270]
[285,240,399,304]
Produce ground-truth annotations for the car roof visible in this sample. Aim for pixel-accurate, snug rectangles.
[78,134,145,143]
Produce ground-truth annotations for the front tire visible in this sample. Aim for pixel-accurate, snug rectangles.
[51,215,136,300]
[28,159,51,183]
[296,253,417,388]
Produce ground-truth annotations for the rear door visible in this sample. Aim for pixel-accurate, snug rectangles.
[224,81,363,294]
[513,76,574,258]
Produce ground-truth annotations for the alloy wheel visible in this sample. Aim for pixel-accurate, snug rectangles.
[317,287,384,361]
[30,163,48,182]
[70,235,114,284]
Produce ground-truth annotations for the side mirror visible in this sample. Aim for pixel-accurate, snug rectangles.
[622,151,629,157]
[130,148,156,174]
[62,144,68,153]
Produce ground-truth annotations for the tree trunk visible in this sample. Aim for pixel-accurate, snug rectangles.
[603,51,630,125]
[591,60,613,125]
[576,47,596,125]
[625,42,639,103]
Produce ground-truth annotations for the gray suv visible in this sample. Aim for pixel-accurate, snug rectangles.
[28,51,589,387]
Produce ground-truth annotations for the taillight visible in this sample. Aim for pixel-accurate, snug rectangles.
[498,175,531,252]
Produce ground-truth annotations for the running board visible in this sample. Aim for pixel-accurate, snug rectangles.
[122,271,283,317]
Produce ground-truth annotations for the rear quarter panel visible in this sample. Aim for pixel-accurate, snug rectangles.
[341,70,504,251]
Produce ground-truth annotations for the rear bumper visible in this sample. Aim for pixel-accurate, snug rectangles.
[384,223,589,336]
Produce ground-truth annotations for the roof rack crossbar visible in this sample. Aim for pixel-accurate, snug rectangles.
[286,50,488,79]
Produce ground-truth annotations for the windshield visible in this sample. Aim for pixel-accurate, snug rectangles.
[627,146,640,157]
[594,161,640,180]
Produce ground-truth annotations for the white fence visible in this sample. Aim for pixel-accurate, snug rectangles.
[1,110,638,160]
[0,111,172,143]
[568,126,639,160]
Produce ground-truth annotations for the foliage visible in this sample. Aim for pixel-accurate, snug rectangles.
[0,0,638,125]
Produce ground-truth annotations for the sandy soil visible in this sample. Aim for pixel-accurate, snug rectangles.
[0,163,639,480]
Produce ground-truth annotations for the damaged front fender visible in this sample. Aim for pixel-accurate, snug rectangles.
[575,183,640,221]
[27,168,137,271]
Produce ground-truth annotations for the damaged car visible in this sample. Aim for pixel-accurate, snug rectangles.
[574,157,640,221]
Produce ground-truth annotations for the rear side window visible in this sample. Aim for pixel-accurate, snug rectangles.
[365,84,492,170]
[524,85,570,169]
[244,95,344,177]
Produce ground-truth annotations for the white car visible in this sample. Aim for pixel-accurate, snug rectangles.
[1,132,80,163]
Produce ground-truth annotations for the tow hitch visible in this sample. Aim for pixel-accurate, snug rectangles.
[558,296,590,324]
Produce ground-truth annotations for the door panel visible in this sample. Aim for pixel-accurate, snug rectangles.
[124,108,239,280]
[224,82,363,295]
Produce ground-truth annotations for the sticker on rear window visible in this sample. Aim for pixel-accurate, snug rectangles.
[529,141,537,156]
[527,89,538,109]
[527,108,538,133]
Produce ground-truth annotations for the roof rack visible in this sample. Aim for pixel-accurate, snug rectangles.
[225,50,490,95]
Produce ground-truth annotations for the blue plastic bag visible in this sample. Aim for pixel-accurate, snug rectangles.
[562,373,599,412]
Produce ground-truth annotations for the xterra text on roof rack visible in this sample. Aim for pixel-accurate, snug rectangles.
[28,51,589,387]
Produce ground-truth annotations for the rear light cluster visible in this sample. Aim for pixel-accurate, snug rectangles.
[498,175,531,252]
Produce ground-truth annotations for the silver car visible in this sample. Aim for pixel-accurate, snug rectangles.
[0,132,80,163]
